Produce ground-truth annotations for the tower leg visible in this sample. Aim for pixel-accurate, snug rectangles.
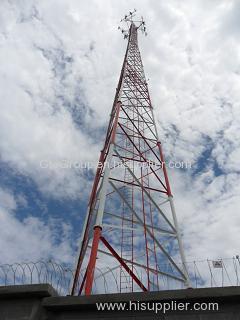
[85,226,102,295]
[84,103,121,295]
[169,196,191,287]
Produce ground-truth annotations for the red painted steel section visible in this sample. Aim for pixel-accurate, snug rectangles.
[85,226,102,295]
[140,167,150,290]
[78,268,87,296]
[118,122,168,192]
[100,236,148,292]
[109,177,166,193]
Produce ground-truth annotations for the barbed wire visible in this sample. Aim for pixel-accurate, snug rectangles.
[0,257,239,295]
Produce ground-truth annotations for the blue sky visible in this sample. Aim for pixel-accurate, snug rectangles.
[0,0,240,270]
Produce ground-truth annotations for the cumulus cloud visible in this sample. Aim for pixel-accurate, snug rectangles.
[0,187,74,264]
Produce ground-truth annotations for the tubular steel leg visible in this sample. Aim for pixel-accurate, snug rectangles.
[169,196,191,287]
[85,226,102,295]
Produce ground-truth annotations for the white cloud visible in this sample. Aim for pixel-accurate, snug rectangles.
[0,187,74,264]
[0,188,16,211]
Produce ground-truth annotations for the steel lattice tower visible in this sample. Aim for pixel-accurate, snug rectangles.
[71,13,190,296]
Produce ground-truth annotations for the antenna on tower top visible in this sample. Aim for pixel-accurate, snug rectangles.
[118,9,147,39]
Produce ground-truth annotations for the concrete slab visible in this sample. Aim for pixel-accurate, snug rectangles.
[0,284,58,299]
[0,284,240,319]
[43,286,240,310]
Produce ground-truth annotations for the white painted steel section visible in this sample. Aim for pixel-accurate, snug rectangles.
[169,195,191,287]
[95,143,115,227]
[69,205,91,292]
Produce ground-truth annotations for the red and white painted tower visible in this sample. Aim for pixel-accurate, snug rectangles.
[71,12,190,296]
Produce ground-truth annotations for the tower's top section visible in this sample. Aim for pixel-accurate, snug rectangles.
[118,9,147,39]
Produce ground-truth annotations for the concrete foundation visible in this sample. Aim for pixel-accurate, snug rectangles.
[0,284,240,319]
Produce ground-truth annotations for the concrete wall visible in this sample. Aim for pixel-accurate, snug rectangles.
[0,284,57,320]
[0,284,240,319]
